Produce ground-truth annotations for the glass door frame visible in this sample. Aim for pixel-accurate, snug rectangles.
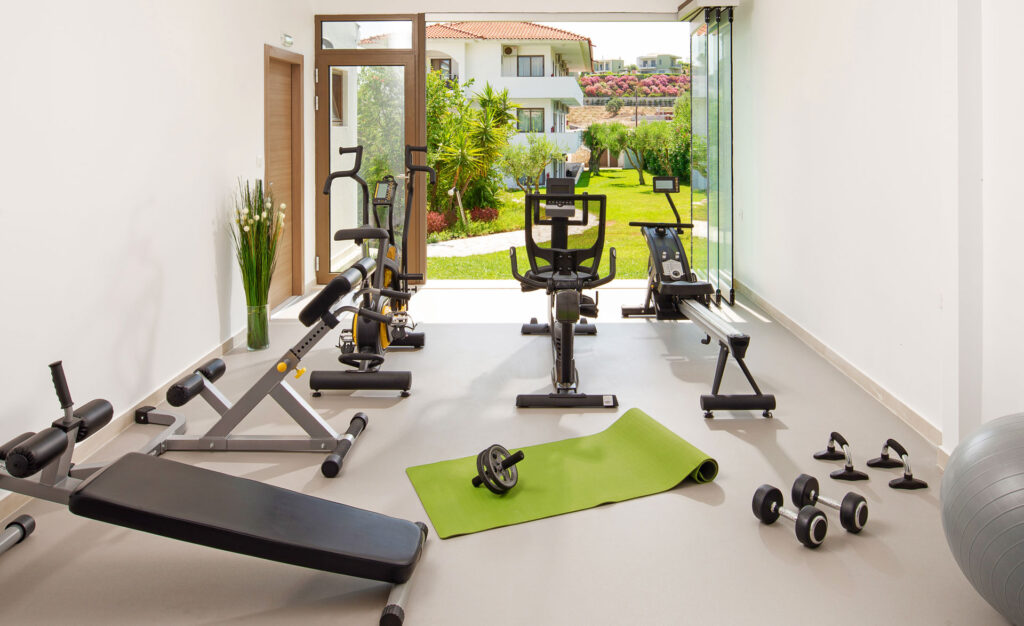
[314,14,426,284]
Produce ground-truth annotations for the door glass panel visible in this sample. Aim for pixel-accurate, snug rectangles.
[708,16,720,295]
[689,23,709,280]
[327,65,407,272]
[321,20,412,50]
[718,17,733,299]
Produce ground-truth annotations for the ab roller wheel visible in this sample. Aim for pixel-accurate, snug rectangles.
[472,444,525,494]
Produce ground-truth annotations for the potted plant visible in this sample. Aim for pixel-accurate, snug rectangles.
[231,179,286,350]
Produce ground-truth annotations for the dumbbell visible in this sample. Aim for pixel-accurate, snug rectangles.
[791,474,868,533]
[472,444,525,494]
[752,484,828,548]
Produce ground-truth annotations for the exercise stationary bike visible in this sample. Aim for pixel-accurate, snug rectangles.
[310,146,434,397]
[621,176,776,418]
[510,184,617,409]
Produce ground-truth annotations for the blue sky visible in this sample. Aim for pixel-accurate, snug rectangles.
[539,22,690,64]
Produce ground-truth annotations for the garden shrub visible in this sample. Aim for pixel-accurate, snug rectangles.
[426,211,449,234]
[469,207,499,222]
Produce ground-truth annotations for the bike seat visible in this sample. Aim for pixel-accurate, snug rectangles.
[524,266,598,284]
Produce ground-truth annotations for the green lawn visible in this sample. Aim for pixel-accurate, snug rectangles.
[427,169,707,279]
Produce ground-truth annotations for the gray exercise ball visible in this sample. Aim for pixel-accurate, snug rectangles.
[942,412,1024,625]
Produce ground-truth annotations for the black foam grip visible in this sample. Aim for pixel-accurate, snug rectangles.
[346,413,368,437]
[197,358,227,383]
[6,515,35,541]
[358,308,390,324]
[49,361,73,409]
[0,432,35,461]
[73,399,114,441]
[886,438,909,458]
[354,256,377,278]
[297,266,363,327]
[399,273,424,281]
[830,431,849,447]
[6,428,68,478]
[167,373,204,407]
[379,288,412,300]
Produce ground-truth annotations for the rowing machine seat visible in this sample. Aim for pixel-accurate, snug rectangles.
[658,279,714,299]
[68,453,425,583]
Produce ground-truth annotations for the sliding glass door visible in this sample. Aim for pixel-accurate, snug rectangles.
[690,7,734,304]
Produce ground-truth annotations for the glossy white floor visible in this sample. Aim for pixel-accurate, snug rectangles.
[0,281,1000,625]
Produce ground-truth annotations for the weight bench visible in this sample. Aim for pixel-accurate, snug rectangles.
[140,254,393,478]
[0,362,427,625]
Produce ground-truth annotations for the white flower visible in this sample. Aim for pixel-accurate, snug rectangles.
[264,200,272,210]
[254,214,261,221]
[262,211,268,219]
[243,226,250,232]
[241,207,249,215]
[280,203,286,210]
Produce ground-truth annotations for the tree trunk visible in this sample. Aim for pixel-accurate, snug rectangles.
[625,149,645,185]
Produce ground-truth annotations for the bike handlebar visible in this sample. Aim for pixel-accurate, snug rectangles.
[405,145,437,184]
[322,146,365,194]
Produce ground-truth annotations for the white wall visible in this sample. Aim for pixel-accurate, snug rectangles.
[732,0,961,442]
[0,0,316,442]
[980,0,1024,421]
[9,0,1018,466]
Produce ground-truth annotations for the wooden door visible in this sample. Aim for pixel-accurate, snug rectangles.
[265,46,304,308]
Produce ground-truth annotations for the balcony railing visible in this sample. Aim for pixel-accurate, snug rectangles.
[487,76,585,105]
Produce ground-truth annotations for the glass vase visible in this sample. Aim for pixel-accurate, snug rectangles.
[247,304,270,351]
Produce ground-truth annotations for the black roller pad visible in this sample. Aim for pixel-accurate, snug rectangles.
[69,453,425,583]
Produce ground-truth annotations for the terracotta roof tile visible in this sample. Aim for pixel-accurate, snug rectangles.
[426,21,589,42]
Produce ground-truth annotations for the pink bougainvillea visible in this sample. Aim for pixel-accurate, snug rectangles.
[578,73,688,98]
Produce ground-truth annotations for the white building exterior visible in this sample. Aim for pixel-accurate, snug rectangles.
[426,22,592,180]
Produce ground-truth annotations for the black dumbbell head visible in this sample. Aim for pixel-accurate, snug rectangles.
[840,492,869,533]
[791,474,819,507]
[795,506,828,548]
[752,484,783,524]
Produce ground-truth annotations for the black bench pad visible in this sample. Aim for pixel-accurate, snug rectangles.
[68,453,424,583]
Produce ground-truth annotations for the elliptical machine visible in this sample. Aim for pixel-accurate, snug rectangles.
[309,146,434,398]
[510,183,617,409]
[621,176,776,418]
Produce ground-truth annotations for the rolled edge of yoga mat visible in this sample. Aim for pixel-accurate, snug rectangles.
[691,458,719,484]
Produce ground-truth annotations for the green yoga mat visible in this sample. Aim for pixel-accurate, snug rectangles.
[406,408,718,538]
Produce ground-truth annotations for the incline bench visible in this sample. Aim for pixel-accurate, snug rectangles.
[0,362,427,625]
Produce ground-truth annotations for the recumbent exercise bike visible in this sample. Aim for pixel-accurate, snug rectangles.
[510,181,617,409]
[621,176,776,418]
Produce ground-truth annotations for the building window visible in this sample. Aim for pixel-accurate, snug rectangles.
[430,58,451,77]
[517,108,544,133]
[517,55,544,77]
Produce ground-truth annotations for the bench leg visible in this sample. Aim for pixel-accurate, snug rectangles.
[380,523,428,626]
[0,515,34,558]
